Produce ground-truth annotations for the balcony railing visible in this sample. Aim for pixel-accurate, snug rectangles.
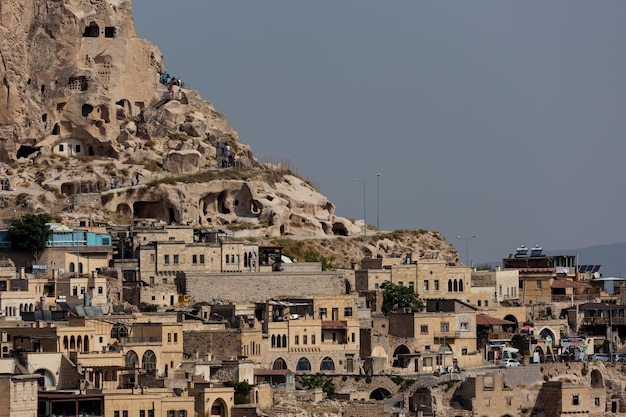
[434,331,461,339]
[119,336,162,344]
[551,294,592,303]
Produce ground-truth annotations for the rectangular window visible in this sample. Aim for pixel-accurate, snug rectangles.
[303,335,307,345]
[149,276,155,285]
[536,280,542,289]
[485,300,489,307]
[178,411,187,417]
[164,255,170,264]
[59,144,64,152]
[462,348,468,355]
[75,144,81,153]
[81,287,85,294]
[231,255,235,263]
[123,411,128,417]
[595,397,600,407]
[422,357,432,367]
[351,332,355,343]
[173,254,179,264]
[294,335,299,345]
[114,412,120,417]
[344,307,353,317]
[424,280,429,291]
[140,411,146,417]
[460,322,469,331]
[167,411,175,417]
[225,255,229,264]
[200,254,205,264]
[420,325,428,334]
[319,308,327,319]
[98,286,103,294]
[506,397,512,406]
[409,282,414,290]
[174,333,178,343]
[162,278,168,284]
[398,281,403,287]
[499,285,502,295]
[478,300,482,307]
[150,254,155,263]
[73,286,78,296]
[434,280,440,290]
[440,322,449,332]
[311,335,316,344]
[572,395,579,406]
[193,255,197,264]
[168,333,172,343]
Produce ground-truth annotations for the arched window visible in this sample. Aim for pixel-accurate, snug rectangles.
[448,280,452,292]
[69,262,75,272]
[271,335,276,348]
[111,324,129,339]
[70,336,76,350]
[63,336,68,350]
[84,334,89,352]
[276,335,281,348]
[244,252,248,268]
[125,350,139,368]
[35,369,55,388]
[453,279,458,292]
[459,280,464,292]
[142,350,157,372]
[296,357,311,371]
[78,262,84,273]
[77,335,82,352]
[282,334,287,348]
[320,357,335,371]
[272,358,287,370]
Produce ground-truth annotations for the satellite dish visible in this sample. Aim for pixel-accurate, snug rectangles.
[593,272,601,279]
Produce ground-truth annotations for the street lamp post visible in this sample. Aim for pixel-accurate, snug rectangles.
[355,178,366,236]
[456,235,476,266]
[376,173,381,231]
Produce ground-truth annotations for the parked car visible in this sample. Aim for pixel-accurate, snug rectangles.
[613,353,626,362]
[590,354,610,362]
[498,359,521,368]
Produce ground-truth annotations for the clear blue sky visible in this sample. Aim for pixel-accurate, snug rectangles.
[132,1,626,264]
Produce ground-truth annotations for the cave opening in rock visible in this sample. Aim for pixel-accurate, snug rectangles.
[82,104,94,117]
[83,22,99,37]
[17,145,40,159]
[104,27,116,38]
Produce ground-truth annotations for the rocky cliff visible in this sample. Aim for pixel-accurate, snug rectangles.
[0,0,458,262]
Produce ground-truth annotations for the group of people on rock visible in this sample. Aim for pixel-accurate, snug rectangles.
[212,135,236,168]
[109,172,141,189]
[160,72,184,88]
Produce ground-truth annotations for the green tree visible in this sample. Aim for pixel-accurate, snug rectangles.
[381,280,424,315]
[223,381,252,404]
[304,252,335,271]
[298,373,336,398]
[7,213,52,261]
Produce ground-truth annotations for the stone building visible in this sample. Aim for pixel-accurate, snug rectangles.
[263,294,362,375]
[0,373,39,417]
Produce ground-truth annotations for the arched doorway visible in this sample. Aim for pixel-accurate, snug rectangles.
[370,387,391,401]
[538,328,555,345]
[35,368,55,388]
[209,398,228,417]
[125,350,139,368]
[393,344,411,368]
[142,350,157,373]
[503,314,518,332]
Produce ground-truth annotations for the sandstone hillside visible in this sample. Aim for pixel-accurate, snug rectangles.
[0,0,459,264]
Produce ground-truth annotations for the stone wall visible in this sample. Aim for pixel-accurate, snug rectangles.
[181,272,348,304]
[183,330,242,361]
[342,401,384,417]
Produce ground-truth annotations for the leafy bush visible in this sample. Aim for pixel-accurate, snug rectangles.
[298,373,335,398]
